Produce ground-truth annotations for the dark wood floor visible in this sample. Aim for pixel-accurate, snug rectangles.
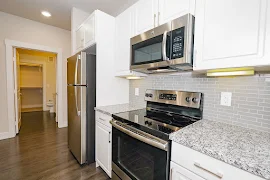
[0,111,109,180]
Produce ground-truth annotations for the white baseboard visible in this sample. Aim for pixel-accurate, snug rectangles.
[58,120,68,128]
[0,132,12,141]
[22,104,43,109]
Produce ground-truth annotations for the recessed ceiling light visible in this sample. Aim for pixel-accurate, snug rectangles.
[41,11,51,17]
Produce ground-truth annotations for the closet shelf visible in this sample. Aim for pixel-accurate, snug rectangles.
[20,86,43,89]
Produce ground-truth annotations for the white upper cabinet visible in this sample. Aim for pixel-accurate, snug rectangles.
[75,25,85,52]
[84,13,96,48]
[71,7,90,55]
[158,0,195,25]
[134,0,158,36]
[73,11,97,54]
[133,0,195,37]
[194,0,270,70]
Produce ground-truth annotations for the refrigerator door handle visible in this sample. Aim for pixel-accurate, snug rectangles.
[75,55,79,85]
[74,55,80,116]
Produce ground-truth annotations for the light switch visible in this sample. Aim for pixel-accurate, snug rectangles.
[135,88,139,96]
[134,115,138,123]
[220,92,232,106]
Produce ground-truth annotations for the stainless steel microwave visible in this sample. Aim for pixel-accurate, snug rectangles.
[130,14,194,74]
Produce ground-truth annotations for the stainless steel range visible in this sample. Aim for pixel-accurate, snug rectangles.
[111,90,203,180]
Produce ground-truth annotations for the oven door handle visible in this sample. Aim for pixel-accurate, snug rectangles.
[111,120,168,151]
[162,31,169,61]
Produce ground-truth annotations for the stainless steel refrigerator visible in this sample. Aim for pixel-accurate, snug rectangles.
[67,51,96,165]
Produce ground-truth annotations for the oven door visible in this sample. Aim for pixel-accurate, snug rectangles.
[112,121,169,180]
[131,22,171,70]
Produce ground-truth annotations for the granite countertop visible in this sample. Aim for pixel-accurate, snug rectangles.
[94,103,144,116]
[170,120,270,180]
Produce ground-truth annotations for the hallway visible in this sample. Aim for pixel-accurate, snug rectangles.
[0,111,109,180]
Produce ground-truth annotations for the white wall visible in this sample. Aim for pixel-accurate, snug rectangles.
[0,11,71,133]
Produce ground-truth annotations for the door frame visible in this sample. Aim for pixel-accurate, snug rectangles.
[5,39,67,138]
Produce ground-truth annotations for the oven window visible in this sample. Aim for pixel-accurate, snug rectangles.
[132,34,170,66]
[112,128,167,180]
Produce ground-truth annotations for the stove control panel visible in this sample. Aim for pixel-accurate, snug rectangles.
[145,89,203,109]
[159,93,177,101]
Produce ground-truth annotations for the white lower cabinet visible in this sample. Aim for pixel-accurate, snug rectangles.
[95,112,112,178]
[171,142,264,180]
[170,161,205,180]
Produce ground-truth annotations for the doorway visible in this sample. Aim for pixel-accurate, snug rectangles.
[5,39,66,138]
[15,48,57,132]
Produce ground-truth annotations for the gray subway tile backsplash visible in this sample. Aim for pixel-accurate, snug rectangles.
[129,72,270,133]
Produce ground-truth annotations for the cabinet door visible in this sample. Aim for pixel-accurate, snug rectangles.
[170,162,205,180]
[84,14,95,48]
[194,0,269,70]
[134,0,158,36]
[115,7,133,72]
[75,26,85,51]
[96,122,111,177]
[158,0,195,25]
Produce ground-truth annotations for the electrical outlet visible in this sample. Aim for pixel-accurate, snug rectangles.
[135,88,139,96]
[220,92,232,106]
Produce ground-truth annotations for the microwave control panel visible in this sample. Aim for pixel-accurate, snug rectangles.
[171,27,185,59]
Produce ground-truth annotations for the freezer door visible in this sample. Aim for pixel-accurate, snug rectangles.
[68,85,85,164]
[67,54,77,85]
[67,52,86,86]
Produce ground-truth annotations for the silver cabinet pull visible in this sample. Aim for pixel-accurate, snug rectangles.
[169,168,173,180]
[194,161,223,179]
[108,132,111,143]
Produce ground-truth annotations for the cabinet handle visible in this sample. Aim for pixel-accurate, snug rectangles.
[154,14,156,27]
[194,161,223,179]
[169,168,173,180]
[108,132,111,143]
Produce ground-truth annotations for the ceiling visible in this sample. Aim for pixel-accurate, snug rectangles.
[0,0,138,30]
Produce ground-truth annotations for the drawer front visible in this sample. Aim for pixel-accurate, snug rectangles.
[170,161,205,180]
[95,111,112,128]
[171,142,264,180]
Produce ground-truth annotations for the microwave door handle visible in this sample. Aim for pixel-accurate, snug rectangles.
[162,31,169,61]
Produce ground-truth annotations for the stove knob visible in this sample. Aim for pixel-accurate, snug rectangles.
[185,97,191,103]
[192,97,199,103]
[145,94,149,97]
